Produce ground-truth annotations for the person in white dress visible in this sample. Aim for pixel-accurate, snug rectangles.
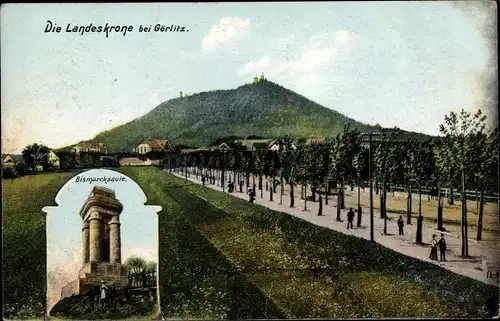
[100,281,108,300]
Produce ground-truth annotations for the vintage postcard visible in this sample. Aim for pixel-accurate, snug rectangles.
[1,2,499,320]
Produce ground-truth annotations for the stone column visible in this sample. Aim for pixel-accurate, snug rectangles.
[88,213,102,262]
[109,216,121,264]
[82,222,90,266]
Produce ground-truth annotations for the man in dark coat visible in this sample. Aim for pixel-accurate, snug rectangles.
[438,233,447,262]
[397,215,404,235]
[346,208,355,229]
[248,188,256,203]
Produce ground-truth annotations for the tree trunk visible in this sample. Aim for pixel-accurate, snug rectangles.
[336,193,342,221]
[303,185,307,211]
[222,169,225,192]
[325,181,329,205]
[383,184,387,234]
[357,176,362,227]
[416,184,423,244]
[476,189,479,211]
[476,188,485,241]
[419,185,422,220]
[340,185,345,209]
[260,176,263,198]
[449,187,455,205]
[265,175,269,191]
[318,195,323,216]
[290,184,295,207]
[461,165,469,257]
[280,177,284,205]
[380,183,384,219]
[461,194,469,256]
[416,217,423,244]
[406,187,412,225]
[437,186,444,231]
[269,176,274,202]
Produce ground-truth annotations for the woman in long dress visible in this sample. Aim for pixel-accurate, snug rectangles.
[429,234,438,261]
[100,281,108,299]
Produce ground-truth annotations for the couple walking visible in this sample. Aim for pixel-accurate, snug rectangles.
[429,233,447,262]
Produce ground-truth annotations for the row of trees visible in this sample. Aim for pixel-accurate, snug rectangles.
[166,109,498,257]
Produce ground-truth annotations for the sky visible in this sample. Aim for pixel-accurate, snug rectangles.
[43,169,161,312]
[1,2,497,154]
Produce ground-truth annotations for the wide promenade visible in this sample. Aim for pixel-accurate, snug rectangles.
[168,168,498,286]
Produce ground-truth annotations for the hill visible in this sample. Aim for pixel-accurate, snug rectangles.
[74,80,434,152]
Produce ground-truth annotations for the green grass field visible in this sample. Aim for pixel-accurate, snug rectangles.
[2,168,498,319]
[2,172,76,319]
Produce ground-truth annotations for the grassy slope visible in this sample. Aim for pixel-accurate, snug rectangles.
[85,81,432,152]
[2,172,76,318]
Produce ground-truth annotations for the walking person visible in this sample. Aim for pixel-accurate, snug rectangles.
[438,233,447,262]
[201,175,206,186]
[397,215,404,235]
[346,208,355,229]
[429,234,438,261]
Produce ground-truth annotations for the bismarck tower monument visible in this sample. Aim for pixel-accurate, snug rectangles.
[60,186,129,299]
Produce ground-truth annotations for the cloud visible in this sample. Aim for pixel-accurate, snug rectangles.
[277,48,335,73]
[179,50,199,62]
[238,56,272,76]
[305,29,355,50]
[201,17,251,54]
[334,29,355,47]
[238,29,356,78]
[276,34,295,49]
[123,247,157,263]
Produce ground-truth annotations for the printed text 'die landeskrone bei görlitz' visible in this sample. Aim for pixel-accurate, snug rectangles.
[75,176,127,184]
[44,20,188,37]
